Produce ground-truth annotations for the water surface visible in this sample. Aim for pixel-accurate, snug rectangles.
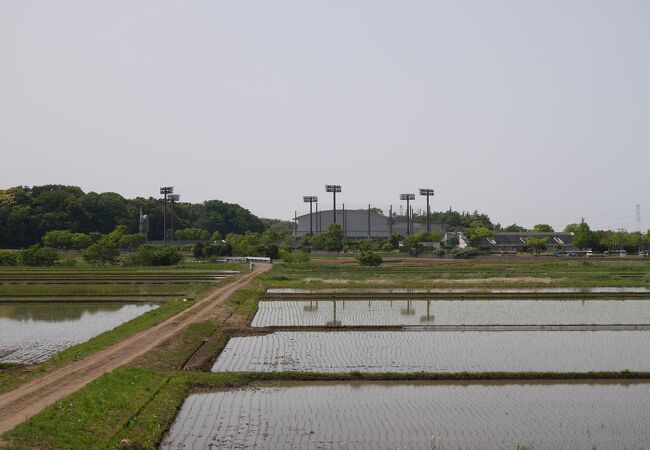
[161,381,650,450]
[213,330,650,373]
[253,299,650,327]
[0,302,159,363]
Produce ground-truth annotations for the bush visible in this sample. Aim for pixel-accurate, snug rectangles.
[20,245,59,266]
[174,227,210,241]
[126,245,183,266]
[194,241,233,258]
[43,230,93,250]
[57,257,78,267]
[449,246,479,259]
[0,251,18,266]
[83,238,120,265]
[280,250,310,264]
[433,248,446,257]
[357,251,383,266]
[117,234,146,250]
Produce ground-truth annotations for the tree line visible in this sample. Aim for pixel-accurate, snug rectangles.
[0,185,265,248]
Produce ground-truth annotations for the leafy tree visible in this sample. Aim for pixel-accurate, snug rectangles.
[20,245,59,266]
[466,227,493,246]
[566,220,597,250]
[118,234,146,250]
[310,224,344,252]
[0,251,18,266]
[528,237,549,254]
[388,232,403,250]
[126,245,183,266]
[563,223,579,233]
[357,251,383,266]
[71,233,93,249]
[42,230,74,249]
[43,230,94,249]
[532,224,554,232]
[211,231,223,241]
[192,242,206,258]
[503,224,527,232]
[83,237,120,265]
[174,228,210,241]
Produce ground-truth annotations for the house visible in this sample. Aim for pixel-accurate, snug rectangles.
[468,232,575,254]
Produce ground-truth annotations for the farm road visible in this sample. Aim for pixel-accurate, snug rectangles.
[0,263,270,436]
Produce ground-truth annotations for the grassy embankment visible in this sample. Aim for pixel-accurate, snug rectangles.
[261,258,650,289]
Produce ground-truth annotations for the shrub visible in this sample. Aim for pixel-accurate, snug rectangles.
[280,250,310,264]
[117,234,146,250]
[43,230,93,250]
[357,251,383,266]
[0,251,18,266]
[126,245,183,266]
[57,257,78,267]
[174,227,210,241]
[20,245,59,266]
[83,238,120,265]
[449,246,479,259]
[433,248,446,257]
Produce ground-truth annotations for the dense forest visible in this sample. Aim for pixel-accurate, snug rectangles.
[0,185,265,248]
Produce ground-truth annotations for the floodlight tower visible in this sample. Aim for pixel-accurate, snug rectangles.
[325,185,342,224]
[303,196,318,236]
[400,193,415,235]
[419,189,435,233]
[160,186,174,244]
[169,194,180,241]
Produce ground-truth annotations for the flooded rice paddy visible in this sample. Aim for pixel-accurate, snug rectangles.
[253,299,650,327]
[0,302,158,363]
[212,330,650,373]
[161,381,650,450]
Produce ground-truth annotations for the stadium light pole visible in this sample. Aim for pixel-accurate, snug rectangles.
[325,185,342,224]
[169,194,180,241]
[400,193,415,236]
[303,196,318,236]
[419,189,434,233]
[160,186,174,244]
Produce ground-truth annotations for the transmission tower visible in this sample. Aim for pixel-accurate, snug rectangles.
[636,204,641,232]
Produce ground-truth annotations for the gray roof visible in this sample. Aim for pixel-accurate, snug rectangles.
[476,232,573,247]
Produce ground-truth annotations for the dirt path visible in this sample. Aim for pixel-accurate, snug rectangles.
[0,264,270,436]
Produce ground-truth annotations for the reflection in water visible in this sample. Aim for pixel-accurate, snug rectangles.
[253,299,650,327]
[0,303,124,322]
[162,382,650,450]
[0,302,158,364]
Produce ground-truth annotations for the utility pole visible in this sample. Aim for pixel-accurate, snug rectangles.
[368,204,371,239]
[419,188,434,233]
[159,186,174,244]
[169,194,180,241]
[400,193,415,236]
[325,185,342,224]
[303,196,318,236]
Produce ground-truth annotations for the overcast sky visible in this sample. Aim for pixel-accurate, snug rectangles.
[1,0,649,231]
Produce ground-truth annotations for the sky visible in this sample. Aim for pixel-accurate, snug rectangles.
[1,0,649,231]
